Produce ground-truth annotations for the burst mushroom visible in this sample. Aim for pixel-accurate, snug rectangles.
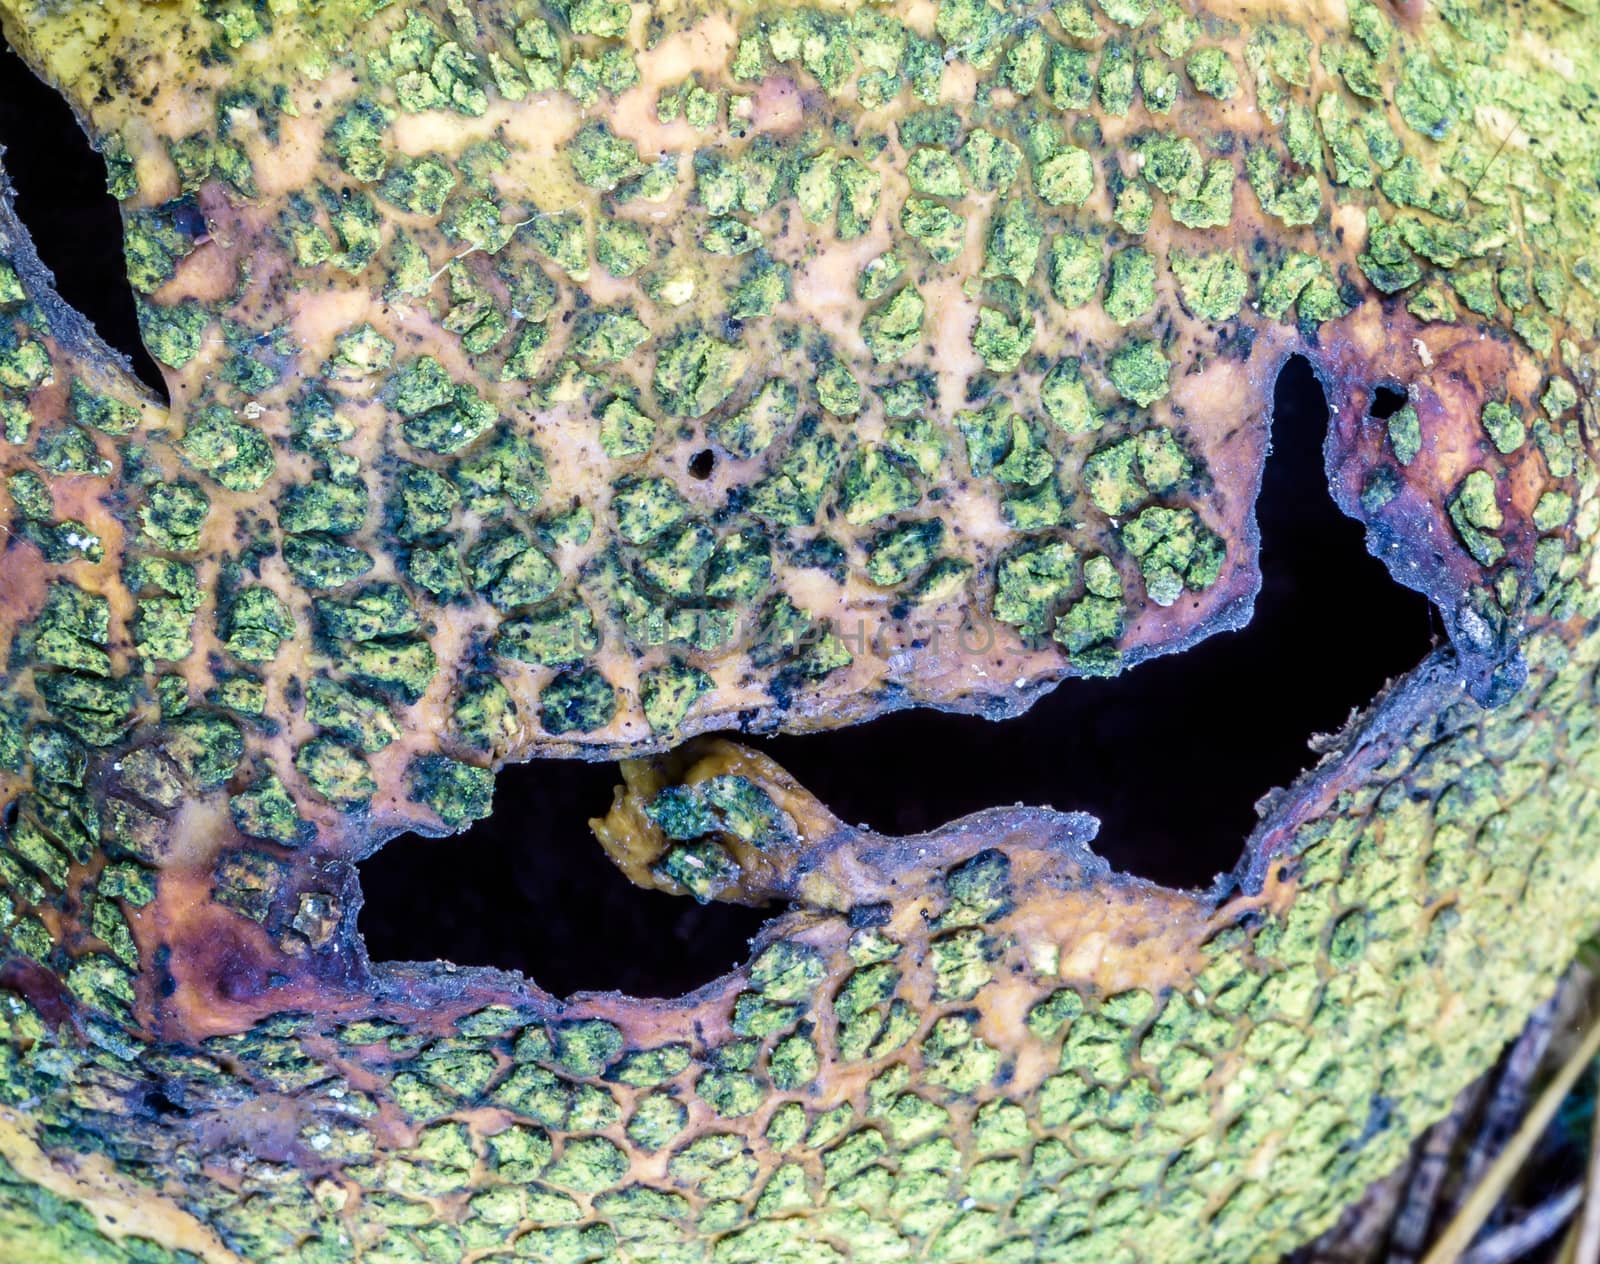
[0,0,1596,1259]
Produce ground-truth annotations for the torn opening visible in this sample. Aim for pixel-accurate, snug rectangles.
[752,355,1438,889]
[0,40,168,400]
[356,756,776,999]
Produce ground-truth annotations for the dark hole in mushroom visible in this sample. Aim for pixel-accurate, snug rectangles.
[689,448,717,480]
[144,1088,187,1119]
[1369,382,1410,419]
[0,40,168,402]
[358,758,776,999]
[758,356,1436,887]
[359,356,1438,996]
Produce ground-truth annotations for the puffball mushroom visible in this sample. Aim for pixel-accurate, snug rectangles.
[0,0,1596,1259]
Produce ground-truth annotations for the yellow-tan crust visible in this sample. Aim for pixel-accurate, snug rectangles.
[0,0,1594,1258]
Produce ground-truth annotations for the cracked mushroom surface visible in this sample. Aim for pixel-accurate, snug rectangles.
[0,0,1595,1258]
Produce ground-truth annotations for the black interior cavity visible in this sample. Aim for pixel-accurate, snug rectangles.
[0,40,168,400]
[359,758,770,999]
[359,356,1438,995]
[759,357,1437,885]
[1369,382,1410,419]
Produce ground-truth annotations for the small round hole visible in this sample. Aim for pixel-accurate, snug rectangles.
[688,449,716,480]
[1369,383,1408,419]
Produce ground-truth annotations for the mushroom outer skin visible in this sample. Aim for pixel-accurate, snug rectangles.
[0,0,1595,1259]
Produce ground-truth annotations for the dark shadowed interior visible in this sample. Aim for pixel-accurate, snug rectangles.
[0,46,1439,999]
[758,356,1440,875]
[0,41,167,399]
